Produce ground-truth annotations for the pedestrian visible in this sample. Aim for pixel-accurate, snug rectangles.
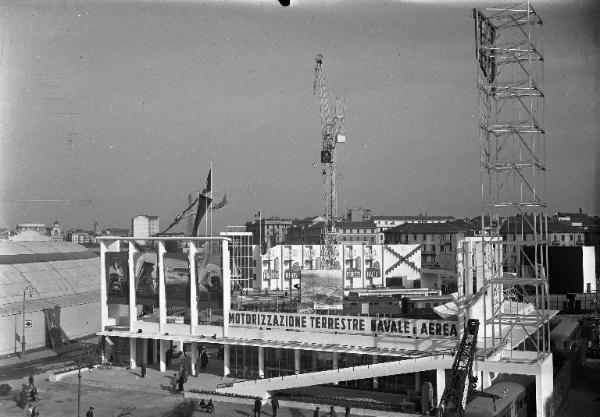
[170,373,178,394]
[32,406,39,417]
[85,406,94,417]
[141,362,147,378]
[26,404,33,417]
[177,372,184,393]
[180,364,188,383]
[166,346,174,367]
[253,397,262,417]
[344,401,351,417]
[271,396,279,417]
[28,373,35,388]
[195,353,201,376]
[313,406,320,417]
[201,350,209,369]
[30,385,39,402]
[326,406,337,417]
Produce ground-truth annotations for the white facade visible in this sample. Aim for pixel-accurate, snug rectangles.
[132,215,159,237]
[258,243,421,291]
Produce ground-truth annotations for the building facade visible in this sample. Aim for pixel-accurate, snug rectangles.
[132,215,160,237]
[383,220,478,294]
[96,235,554,417]
[246,217,293,248]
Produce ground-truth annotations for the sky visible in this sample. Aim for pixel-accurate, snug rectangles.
[0,0,598,233]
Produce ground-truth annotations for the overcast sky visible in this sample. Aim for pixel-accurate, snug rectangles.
[0,0,598,232]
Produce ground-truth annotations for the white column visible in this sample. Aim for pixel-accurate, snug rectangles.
[258,346,265,379]
[100,241,108,330]
[158,241,167,334]
[189,242,198,329]
[142,338,148,366]
[223,345,231,377]
[159,339,167,372]
[536,354,554,417]
[129,338,137,369]
[332,352,339,385]
[128,242,137,330]
[190,342,198,376]
[152,339,158,365]
[222,239,231,337]
[294,349,301,375]
[436,368,446,406]
[372,355,379,389]
[415,371,422,393]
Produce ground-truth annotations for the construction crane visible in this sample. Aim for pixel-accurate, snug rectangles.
[313,53,346,269]
[436,319,480,417]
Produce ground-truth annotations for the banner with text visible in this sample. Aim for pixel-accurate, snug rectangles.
[228,310,459,339]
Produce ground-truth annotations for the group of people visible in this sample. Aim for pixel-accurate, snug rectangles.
[253,398,350,417]
[196,348,209,373]
[170,364,189,394]
[25,373,40,416]
[313,403,351,417]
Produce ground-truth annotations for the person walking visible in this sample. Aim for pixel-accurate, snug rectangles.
[201,350,209,369]
[28,373,35,389]
[85,406,94,417]
[253,397,262,417]
[313,406,320,417]
[326,406,337,417]
[344,401,351,417]
[141,362,147,378]
[271,396,279,417]
[31,406,39,417]
[180,364,188,384]
[26,404,33,417]
[170,373,178,394]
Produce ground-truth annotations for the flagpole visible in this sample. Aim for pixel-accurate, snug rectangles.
[210,161,213,238]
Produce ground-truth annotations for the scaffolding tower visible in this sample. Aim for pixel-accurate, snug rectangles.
[474,2,551,361]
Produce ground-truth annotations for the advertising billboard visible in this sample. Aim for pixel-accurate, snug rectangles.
[300,269,344,311]
[105,251,129,304]
[134,251,159,305]
[164,252,190,307]
[195,251,223,309]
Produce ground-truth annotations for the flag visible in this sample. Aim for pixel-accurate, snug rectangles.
[192,193,212,236]
[201,169,212,195]
[255,210,261,218]
[213,194,228,210]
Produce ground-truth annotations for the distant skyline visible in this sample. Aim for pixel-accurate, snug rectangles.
[0,0,598,233]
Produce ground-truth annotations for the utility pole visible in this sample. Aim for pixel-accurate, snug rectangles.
[21,285,34,354]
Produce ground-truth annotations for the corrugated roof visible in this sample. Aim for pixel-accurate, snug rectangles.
[0,241,99,313]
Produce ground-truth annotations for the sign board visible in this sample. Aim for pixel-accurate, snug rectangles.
[24,319,33,328]
[228,310,459,339]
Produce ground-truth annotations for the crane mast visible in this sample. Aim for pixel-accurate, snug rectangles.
[314,54,345,269]
[437,319,480,417]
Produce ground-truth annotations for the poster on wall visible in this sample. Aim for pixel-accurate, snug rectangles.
[300,269,344,311]
[134,251,159,305]
[164,252,190,307]
[195,251,223,309]
[105,251,129,304]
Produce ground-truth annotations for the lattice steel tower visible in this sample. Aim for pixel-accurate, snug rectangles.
[314,54,346,269]
[474,2,551,360]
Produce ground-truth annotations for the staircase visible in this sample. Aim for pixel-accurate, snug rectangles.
[216,354,453,398]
